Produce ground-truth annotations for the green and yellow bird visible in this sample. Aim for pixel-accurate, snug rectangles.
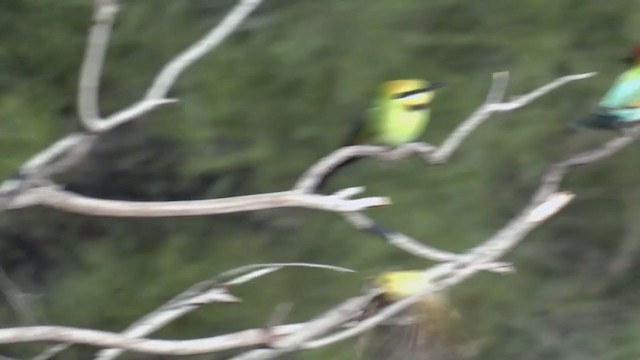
[344,79,446,146]
[577,44,640,131]
[358,271,460,360]
[318,79,445,190]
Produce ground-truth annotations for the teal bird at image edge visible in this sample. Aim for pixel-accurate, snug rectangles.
[317,79,445,191]
[576,44,640,131]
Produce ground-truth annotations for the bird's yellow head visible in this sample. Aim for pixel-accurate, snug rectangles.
[381,79,445,110]
[375,271,450,312]
[376,271,433,301]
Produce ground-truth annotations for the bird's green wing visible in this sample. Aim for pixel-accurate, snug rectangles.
[342,115,368,146]
[343,105,379,146]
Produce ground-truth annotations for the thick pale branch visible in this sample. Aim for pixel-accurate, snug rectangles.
[0,325,303,356]
[8,188,390,216]
[77,0,119,131]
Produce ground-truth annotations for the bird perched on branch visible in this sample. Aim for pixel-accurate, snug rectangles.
[576,44,640,131]
[358,271,460,360]
[317,80,445,191]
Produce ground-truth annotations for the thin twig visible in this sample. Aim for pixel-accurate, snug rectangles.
[431,72,596,163]
[343,212,460,262]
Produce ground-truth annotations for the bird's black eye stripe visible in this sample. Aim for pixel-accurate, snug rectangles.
[392,88,430,99]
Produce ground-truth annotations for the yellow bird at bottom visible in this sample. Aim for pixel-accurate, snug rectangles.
[358,271,460,360]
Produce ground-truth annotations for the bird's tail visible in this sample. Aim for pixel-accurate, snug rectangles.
[315,155,366,193]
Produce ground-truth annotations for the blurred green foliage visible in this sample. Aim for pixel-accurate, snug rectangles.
[1,0,640,359]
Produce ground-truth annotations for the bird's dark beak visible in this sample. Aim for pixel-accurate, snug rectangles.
[422,82,446,92]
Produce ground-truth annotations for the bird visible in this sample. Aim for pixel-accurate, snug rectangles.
[316,79,445,191]
[357,271,460,360]
[344,79,446,146]
[576,44,640,131]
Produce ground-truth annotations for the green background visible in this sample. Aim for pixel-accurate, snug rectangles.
[1,0,640,358]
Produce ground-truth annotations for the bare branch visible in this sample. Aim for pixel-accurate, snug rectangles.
[266,128,639,353]
[39,135,98,179]
[94,262,353,360]
[146,0,263,100]
[7,187,389,216]
[307,129,639,350]
[0,325,304,356]
[295,72,597,193]
[97,99,177,130]
[343,211,460,262]
[95,0,265,132]
[0,0,264,204]
[0,133,88,209]
[3,265,353,358]
[21,134,87,175]
[4,112,639,360]
[491,72,597,111]
[288,72,601,271]
[300,192,572,350]
[431,72,597,163]
[77,0,119,131]
[229,292,379,360]
[294,143,436,192]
